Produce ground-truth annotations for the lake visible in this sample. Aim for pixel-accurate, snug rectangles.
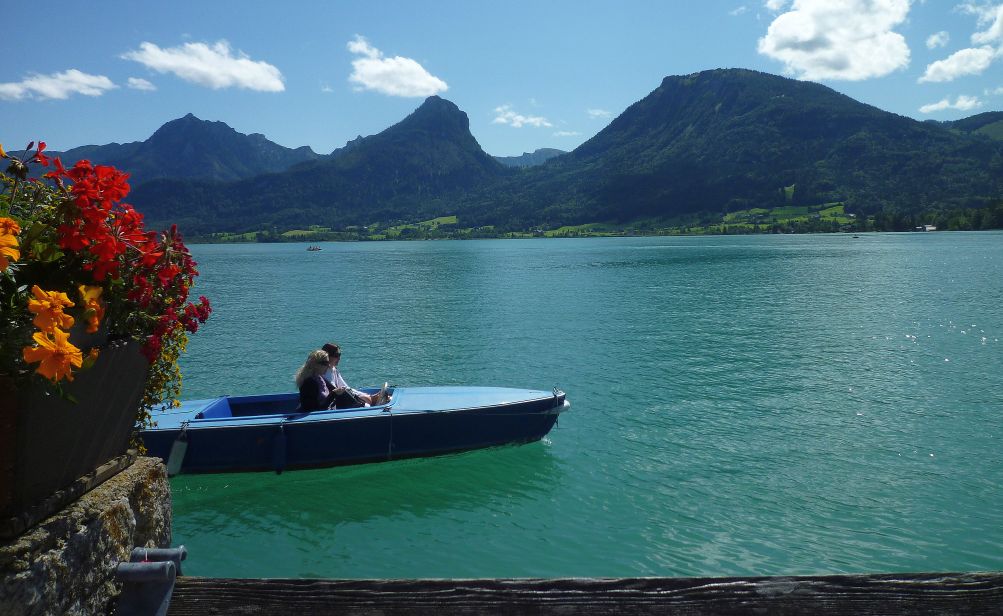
[171,232,1003,578]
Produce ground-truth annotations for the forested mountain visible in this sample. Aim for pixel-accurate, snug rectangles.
[41,114,322,184]
[495,148,567,167]
[77,69,1003,234]
[942,112,1003,140]
[456,69,1003,228]
[131,97,508,234]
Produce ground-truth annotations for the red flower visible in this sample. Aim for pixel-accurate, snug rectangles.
[57,223,91,251]
[156,263,181,287]
[127,275,154,308]
[33,142,50,167]
[141,335,162,363]
[43,156,68,180]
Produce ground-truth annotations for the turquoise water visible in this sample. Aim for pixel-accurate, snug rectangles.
[171,233,1003,578]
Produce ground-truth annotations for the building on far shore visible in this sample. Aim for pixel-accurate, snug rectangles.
[914,224,937,232]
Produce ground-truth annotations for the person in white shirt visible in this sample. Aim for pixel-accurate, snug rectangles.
[322,342,387,407]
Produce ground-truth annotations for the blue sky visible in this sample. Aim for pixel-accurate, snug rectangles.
[3,1,1002,157]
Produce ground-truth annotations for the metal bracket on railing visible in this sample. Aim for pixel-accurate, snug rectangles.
[115,546,187,616]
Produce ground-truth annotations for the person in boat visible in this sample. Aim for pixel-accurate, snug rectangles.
[294,349,337,411]
[322,342,387,407]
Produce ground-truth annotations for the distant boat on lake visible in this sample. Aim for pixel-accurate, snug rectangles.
[306,245,322,251]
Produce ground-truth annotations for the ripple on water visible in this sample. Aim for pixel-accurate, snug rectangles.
[174,234,1003,577]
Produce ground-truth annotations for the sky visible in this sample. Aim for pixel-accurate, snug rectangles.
[3,1,1003,157]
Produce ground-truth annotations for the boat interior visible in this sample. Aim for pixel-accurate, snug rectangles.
[192,389,393,420]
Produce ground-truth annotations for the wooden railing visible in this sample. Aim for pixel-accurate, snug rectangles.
[168,572,1003,614]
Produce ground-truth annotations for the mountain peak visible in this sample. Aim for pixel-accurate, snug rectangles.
[385,96,474,144]
[410,96,465,123]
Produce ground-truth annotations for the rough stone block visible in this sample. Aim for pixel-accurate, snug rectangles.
[0,457,171,615]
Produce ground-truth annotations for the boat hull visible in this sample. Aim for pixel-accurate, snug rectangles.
[141,386,568,474]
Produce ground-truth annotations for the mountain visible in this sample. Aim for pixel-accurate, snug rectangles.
[457,69,1003,228]
[131,97,507,233]
[127,69,1003,234]
[943,112,1003,141]
[45,114,322,184]
[495,148,567,168]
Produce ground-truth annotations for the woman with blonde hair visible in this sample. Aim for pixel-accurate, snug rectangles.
[295,349,336,411]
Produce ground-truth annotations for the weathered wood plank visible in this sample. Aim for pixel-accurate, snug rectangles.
[168,572,1003,615]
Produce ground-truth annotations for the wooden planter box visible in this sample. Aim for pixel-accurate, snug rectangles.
[0,338,149,539]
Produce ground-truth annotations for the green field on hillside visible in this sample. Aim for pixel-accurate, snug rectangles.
[194,202,866,243]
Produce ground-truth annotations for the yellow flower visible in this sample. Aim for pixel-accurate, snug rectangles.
[78,285,105,334]
[22,328,83,383]
[27,285,75,332]
[0,143,6,159]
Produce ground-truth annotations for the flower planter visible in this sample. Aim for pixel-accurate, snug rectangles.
[0,338,148,539]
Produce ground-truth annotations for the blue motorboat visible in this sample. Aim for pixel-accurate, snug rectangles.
[141,386,569,475]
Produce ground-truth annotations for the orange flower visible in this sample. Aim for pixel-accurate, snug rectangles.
[22,328,83,383]
[78,285,105,334]
[27,285,75,332]
[0,217,20,235]
[0,238,17,270]
[0,217,19,270]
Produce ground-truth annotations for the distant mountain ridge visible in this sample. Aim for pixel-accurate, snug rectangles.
[495,148,567,167]
[41,113,322,184]
[131,96,508,233]
[24,69,1002,234]
[942,112,1003,140]
[458,69,1002,227]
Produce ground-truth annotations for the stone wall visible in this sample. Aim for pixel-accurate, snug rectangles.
[0,457,171,615]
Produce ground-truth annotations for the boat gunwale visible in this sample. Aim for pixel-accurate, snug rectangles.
[143,388,565,433]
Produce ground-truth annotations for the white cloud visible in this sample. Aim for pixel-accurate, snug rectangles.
[493,105,552,128]
[919,45,997,82]
[122,41,284,92]
[757,0,911,81]
[920,4,1003,84]
[554,131,581,137]
[765,0,790,10]
[926,31,950,49]
[347,35,447,97]
[0,69,117,101]
[587,108,613,119]
[320,83,334,93]
[963,2,1003,45]
[730,6,749,16]
[127,77,156,91]
[919,94,983,113]
[991,85,1003,95]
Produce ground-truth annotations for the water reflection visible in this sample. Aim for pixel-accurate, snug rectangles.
[173,442,564,536]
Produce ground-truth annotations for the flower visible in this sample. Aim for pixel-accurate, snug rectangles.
[0,216,19,270]
[2,140,210,424]
[0,216,19,235]
[22,328,83,383]
[27,285,75,332]
[78,285,105,334]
